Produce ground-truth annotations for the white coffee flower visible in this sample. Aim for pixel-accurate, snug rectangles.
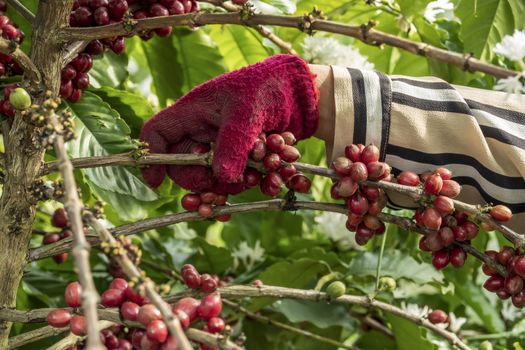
[314,211,363,251]
[424,0,456,22]
[494,30,525,61]
[447,312,467,333]
[232,241,265,271]
[301,35,374,70]
[494,73,525,95]
[400,301,431,318]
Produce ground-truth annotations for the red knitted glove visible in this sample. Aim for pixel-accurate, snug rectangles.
[140,54,320,194]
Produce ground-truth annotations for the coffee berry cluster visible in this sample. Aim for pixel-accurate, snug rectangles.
[482,246,525,308]
[180,132,312,219]
[0,2,27,118]
[47,277,226,349]
[250,132,311,196]
[333,144,389,245]
[62,0,199,102]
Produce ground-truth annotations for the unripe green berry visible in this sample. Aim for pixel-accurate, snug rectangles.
[378,276,397,292]
[326,281,346,300]
[479,341,493,350]
[9,88,31,110]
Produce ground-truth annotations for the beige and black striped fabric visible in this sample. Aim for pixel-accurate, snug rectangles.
[330,66,525,232]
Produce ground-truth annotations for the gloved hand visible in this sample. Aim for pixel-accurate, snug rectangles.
[139,54,320,194]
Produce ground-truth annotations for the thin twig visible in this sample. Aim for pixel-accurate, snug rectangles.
[5,0,35,23]
[205,0,298,55]
[28,199,507,276]
[83,211,194,350]
[3,307,245,350]
[8,325,68,349]
[223,300,358,350]
[0,37,41,84]
[50,113,103,350]
[42,151,522,246]
[215,286,471,350]
[46,320,114,350]
[57,12,517,79]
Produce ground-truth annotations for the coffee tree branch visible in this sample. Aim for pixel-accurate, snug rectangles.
[42,151,522,246]
[57,12,517,79]
[28,198,507,277]
[5,0,35,23]
[0,37,40,84]
[0,283,470,350]
[83,211,194,350]
[49,113,103,350]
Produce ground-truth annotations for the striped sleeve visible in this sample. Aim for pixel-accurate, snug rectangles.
[330,66,525,232]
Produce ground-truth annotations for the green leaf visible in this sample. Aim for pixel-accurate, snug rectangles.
[253,0,297,14]
[273,299,356,329]
[444,270,505,333]
[457,0,525,61]
[396,0,432,19]
[258,258,327,287]
[66,92,158,207]
[347,251,444,284]
[209,26,271,71]
[387,314,437,350]
[89,51,129,89]
[172,28,227,94]
[189,237,234,274]
[90,86,154,138]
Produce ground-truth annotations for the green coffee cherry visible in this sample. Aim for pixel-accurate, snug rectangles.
[378,276,397,292]
[479,341,493,350]
[9,88,31,110]
[326,281,346,299]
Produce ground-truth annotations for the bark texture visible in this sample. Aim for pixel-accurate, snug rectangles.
[0,1,73,347]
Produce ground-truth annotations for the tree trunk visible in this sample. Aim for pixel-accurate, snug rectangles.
[0,1,73,347]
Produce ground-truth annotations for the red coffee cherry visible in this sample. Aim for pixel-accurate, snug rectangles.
[431,250,450,269]
[483,275,504,292]
[281,131,296,145]
[121,301,140,321]
[197,293,222,320]
[200,192,217,204]
[440,180,461,198]
[131,329,146,349]
[490,205,512,222]
[137,304,162,326]
[360,144,379,164]
[279,145,301,163]
[146,320,168,343]
[438,227,455,247]
[263,153,281,172]
[428,310,448,324]
[201,274,218,293]
[421,208,442,230]
[449,247,467,268]
[250,139,267,161]
[287,174,311,193]
[110,278,128,291]
[52,208,69,228]
[433,196,454,216]
[260,172,284,197]
[198,204,213,218]
[514,256,525,278]
[266,134,286,153]
[497,247,515,266]
[172,297,200,322]
[505,275,524,295]
[125,286,147,305]
[140,334,160,350]
[43,233,61,245]
[70,315,86,336]
[361,186,380,201]
[345,144,362,162]
[512,291,525,308]
[101,288,125,307]
[214,194,228,206]
[47,309,72,328]
[497,289,511,300]
[207,317,225,333]
[335,177,357,198]
[366,161,390,181]
[424,231,444,252]
[397,171,420,186]
[160,337,179,350]
[174,309,190,329]
[244,168,262,188]
[355,224,373,246]
[332,157,352,176]
[419,236,431,252]
[348,193,369,216]
[363,214,382,231]
[424,173,443,195]
[349,162,368,182]
[65,281,82,307]
[191,143,210,154]
[182,269,202,289]
[279,163,297,182]
[181,193,201,212]
[435,167,453,180]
